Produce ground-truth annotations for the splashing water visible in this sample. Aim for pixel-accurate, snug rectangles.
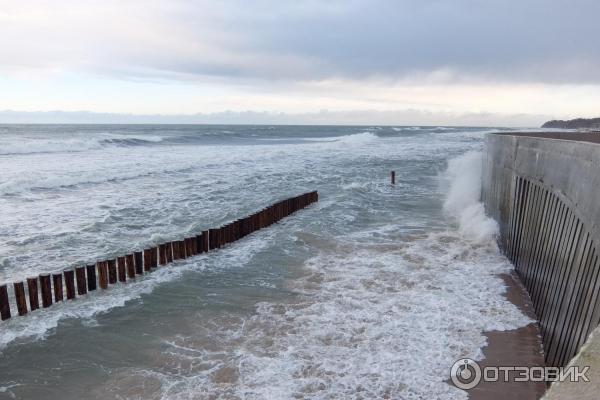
[0,125,530,399]
[443,151,499,243]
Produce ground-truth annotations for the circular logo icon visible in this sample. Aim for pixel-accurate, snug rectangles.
[450,358,482,390]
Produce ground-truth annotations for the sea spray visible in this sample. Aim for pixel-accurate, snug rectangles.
[443,151,499,244]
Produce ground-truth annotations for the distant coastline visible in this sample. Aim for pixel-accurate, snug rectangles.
[542,117,600,129]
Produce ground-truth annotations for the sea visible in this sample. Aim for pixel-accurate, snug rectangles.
[0,124,532,399]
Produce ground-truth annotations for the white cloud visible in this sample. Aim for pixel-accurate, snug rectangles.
[0,0,599,121]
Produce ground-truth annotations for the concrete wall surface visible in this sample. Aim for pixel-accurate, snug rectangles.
[483,133,600,369]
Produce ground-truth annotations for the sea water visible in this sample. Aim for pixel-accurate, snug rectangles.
[0,125,531,399]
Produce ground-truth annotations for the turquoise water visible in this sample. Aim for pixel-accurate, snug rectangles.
[0,125,530,399]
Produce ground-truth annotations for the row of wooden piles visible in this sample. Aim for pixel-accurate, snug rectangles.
[0,191,318,321]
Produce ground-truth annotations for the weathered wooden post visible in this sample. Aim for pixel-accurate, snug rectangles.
[86,264,97,291]
[107,259,117,284]
[391,170,395,185]
[233,220,240,239]
[14,282,28,316]
[126,254,136,279]
[184,238,192,256]
[76,266,87,295]
[195,234,203,254]
[191,236,198,255]
[170,241,179,260]
[97,261,108,290]
[27,277,40,310]
[134,251,143,275]
[117,257,126,282]
[143,249,152,272]
[202,230,209,252]
[39,274,52,308]
[0,284,10,320]
[64,270,76,299]
[208,229,215,250]
[166,242,174,263]
[52,274,64,302]
[159,244,167,265]
[179,240,187,258]
[150,246,158,269]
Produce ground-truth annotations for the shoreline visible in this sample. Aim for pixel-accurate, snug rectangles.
[465,271,546,399]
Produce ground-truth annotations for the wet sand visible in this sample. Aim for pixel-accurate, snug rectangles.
[464,271,547,400]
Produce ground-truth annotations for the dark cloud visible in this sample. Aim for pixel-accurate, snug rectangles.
[221,0,600,83]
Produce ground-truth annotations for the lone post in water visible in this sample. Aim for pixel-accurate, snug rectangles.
[391,170,395,185]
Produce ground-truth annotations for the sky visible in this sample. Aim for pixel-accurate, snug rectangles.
[0,0,599,126]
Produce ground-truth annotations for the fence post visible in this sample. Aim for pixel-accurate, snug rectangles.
[166,242,174,263]
[134,252,143,275]
[126,254,136,279]
[76,267,87,295]
[150,246,158,269]
[0,285,10,320]
[118,257,127,282]
[107,259,117,284]
[27,277,40,310]
[143,249,152,272]
[14,282,28,316]
[86,264,97,291]
[179,240,187,258]
[159,244,167,265]
[39,274,52,308]
[64,270,76,299]
[52,274,64,302]
[97,262,108,290]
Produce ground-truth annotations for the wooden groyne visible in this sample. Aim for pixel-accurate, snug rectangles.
[482,132,600,367]
[0,191,318,321]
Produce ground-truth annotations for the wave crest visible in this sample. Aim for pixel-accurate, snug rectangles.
[443,151,499,243]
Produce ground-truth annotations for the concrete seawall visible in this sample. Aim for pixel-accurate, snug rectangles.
[482,132,600,368]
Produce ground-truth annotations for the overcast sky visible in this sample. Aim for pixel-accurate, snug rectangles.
[1,0,599,126]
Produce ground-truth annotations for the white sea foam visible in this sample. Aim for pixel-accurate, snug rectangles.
[297,131,379,144]
[0,138,104,155]
[0,133,163,156]
[393,127,421,131]
[336,131,378,144]
[110,229,531,400]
